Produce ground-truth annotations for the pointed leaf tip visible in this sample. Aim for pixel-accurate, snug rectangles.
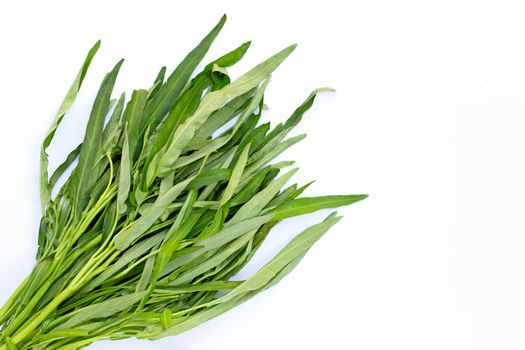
[286,43,298,54]
[271,194,368,220]
[314,87,336,93]
[219,14,227,25]
[93,40,101,50]
[277,44,298,61]
[112,59,125,74]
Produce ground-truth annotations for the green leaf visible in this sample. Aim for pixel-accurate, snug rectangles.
[101,92,125,156]
[154,44,296,179]
[266,87,333,142]
[206,41,251,70]
[48,144,82,192]
[143,74,212,182]
[86,232,165,292]
[148,66,166,99]
[152,205,206,288]
[54,292,147,330]
[171,135,230,171]
[154,281,241,294]
[197,215,274,252]
[117,128,132,215]
[244,134,305,178]
[113,176,195,250]
[220,144,250,206]
[187,169,231,190]
[166,233,253,286]
[144,15,227,129]
[40,41,100,212]
[20,258,51,306]
[292,180,315,198]
[73,59,124,219]
[35,328,90,342]
[204,213,342,306]
[147,294,247,339]
[190,91,253,147]
[135,242,160,293]
[159,215,274,278]
[228,168,298,225]
[123,89,148,160]
[231,166,273,205]
[271,194,368,220]
[266,183,298,208]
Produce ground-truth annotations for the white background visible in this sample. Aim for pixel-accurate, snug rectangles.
[1,0,525,349]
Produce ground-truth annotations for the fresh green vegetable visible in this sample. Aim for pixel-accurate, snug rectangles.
[0,15,367,350]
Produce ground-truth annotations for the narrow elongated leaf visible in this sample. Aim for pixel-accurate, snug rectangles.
[197,215,273,251]
[155,45,296,179]
[48,144,81,192]
[190,91,253,146]
[292,180,315,198]
[159,215,274,279]
[148,66,166,99]
[272,194,368,220]
[167,233,253,286]
[187,169,231,190]
[266,183,298,208]
[123,89,148,160]
[35,328,90,342]
[204,213,341,306]
[205,41,251,71]
[220,144,250,206]
[55,292,147,330]
[40,41,100,211]
[156,75,212,147]
[135,243,160,293]
[171,136,230,171]
[85,232,165,292]
[151,206,205,289]
[229,168,298,225]
[148,294,247,339]
[113,176,194,250]
[100,92,125,155]
[154,281,241,294]
[231,79,270,135]
[141,42,251,186]
[117,129,131,214]
[244,134,305,178]
[266,87,334,143]
[73,59,124,219]
[145,15,226,128]
[231,166,273,204]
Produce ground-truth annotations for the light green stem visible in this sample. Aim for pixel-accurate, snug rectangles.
[0,274,30,323]
[9,287,73,347]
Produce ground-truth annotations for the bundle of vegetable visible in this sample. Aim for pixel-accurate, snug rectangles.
[0,15,366,350]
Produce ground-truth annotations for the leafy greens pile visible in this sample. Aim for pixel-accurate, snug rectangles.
[0,15,366,350]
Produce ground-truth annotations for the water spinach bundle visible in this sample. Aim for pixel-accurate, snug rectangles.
[0,15,366,350]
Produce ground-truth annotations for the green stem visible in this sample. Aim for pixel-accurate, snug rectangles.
[9,287,73,347]
[0,274,30,324]
[1,279,53,338]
